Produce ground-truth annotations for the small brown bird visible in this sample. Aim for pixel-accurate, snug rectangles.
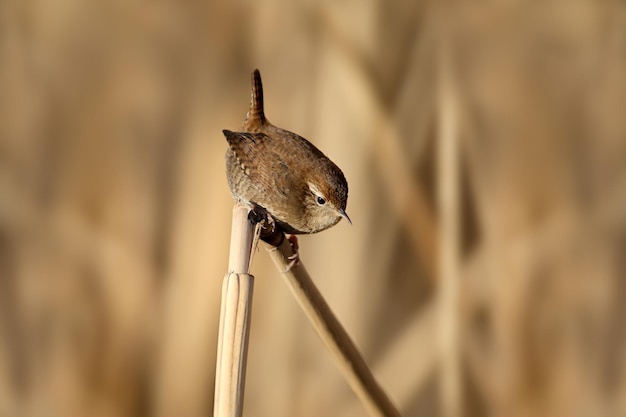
[224,69,350,235]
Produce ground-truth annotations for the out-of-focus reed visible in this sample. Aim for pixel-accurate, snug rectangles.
[0,1,624,417]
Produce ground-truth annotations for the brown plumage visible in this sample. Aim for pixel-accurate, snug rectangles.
[224,69,350,234]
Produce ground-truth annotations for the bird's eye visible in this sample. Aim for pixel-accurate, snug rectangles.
[316,196,326,205]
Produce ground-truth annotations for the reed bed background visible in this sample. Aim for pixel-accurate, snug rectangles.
[1,1,625,416]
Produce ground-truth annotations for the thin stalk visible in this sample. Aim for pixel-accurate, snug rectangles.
[267,239,402,417]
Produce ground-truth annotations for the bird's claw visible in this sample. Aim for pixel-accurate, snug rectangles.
[248,206,276,233]
[282,235,300,273]
[249,205,287,247]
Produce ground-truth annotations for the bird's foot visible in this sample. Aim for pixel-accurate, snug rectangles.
[283,234,300,272]
[248,205,286,248]
[248,205,275,232]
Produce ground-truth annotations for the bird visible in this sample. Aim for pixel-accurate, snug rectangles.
[223,69,350,237]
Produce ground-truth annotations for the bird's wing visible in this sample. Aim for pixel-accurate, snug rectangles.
[223,130,293,199]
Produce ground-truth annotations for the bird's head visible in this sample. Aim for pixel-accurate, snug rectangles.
[302,163,350,233]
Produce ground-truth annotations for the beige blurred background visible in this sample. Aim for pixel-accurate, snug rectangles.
[1,1,626,416]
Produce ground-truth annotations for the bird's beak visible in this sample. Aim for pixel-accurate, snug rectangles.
[338,209,352,225]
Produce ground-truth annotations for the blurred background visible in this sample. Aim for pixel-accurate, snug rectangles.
[1,0,626,416]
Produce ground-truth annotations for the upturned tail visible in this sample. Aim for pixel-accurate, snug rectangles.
[242,69,267,131]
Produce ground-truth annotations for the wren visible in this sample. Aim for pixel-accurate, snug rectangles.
[224,69,350,235]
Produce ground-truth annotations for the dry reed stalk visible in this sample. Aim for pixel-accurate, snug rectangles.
[214,204,257,417]
[437,39,462,417]
[267,238,402,417]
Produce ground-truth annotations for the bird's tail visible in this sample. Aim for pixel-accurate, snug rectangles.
[242,69,267,131]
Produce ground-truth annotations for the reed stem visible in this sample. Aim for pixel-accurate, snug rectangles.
[214,204,256,417]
